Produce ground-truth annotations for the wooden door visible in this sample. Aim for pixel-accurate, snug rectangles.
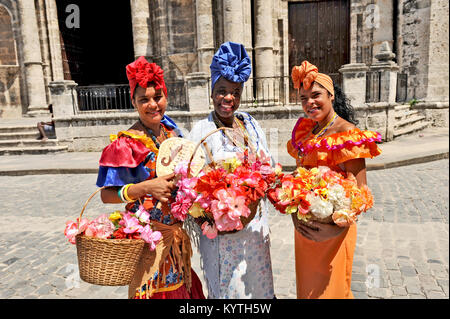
[288,0,349,94]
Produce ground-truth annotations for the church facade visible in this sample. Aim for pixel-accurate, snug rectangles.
[0,1,448,147]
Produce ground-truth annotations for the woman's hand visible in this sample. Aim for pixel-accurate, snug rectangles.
[129,173,176,203]
[291,214,348,242]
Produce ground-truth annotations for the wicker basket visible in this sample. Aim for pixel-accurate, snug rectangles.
[75,187,145,286]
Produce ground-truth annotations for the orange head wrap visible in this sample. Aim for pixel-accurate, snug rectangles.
[291,61,334,96]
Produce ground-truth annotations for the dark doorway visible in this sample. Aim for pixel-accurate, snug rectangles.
[56,0,134,86]
[288,0,350,99]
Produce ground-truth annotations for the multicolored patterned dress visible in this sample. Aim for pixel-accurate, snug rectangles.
[96,115,205,299]
[287,117,382,299]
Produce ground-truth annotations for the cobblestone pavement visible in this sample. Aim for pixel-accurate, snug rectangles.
[0,160,448,299]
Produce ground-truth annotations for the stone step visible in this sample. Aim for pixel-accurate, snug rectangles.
[0,132,40,141]
[394,114,427,129]
[0,139,60,148]
[0,145,68,156]
[393,121,432,138]
[394,110,419,120]
[0,125,38,134]
[394,104,410,111]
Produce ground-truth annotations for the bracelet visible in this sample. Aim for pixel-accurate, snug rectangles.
[117,187,124,202]
[123,183,136,202]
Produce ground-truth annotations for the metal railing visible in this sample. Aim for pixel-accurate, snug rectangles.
[74,81,188,114]
[366,71,381,103]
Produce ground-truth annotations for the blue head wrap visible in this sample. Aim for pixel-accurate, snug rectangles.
[210,41,252,92]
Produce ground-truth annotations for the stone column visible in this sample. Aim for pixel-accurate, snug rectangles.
[196,0,215,74]
[185,72,210,112]
[338,63,369,108]
[370,41,399,104]
[130,0,152,59]
[44,0,64,81]
[48,80,77,118]
[48,80,77,145]
[254,0,275,104]
[223,0,245,43]
[18,0,49,116]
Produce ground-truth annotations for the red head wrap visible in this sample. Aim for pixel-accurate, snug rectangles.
[291,61,334,96]
[126,56,167,100]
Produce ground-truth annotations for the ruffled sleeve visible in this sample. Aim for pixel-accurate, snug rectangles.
[287,117,382,167]
[310,129,382,167]
[96,133,152,187]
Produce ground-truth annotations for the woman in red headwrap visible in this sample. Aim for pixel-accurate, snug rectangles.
[287,61,382,299]
[96,56,205,299]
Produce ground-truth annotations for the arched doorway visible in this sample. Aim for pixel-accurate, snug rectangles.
[56,0,134,86]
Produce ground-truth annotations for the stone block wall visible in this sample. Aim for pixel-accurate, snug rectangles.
[397,0,431,100]
[150,0,197,80]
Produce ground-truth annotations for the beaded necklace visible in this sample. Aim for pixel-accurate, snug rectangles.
[211,111,256,153]
[138,118,168,149]
[297,112,338,160]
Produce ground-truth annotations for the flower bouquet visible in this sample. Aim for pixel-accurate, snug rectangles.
[63,188,162,286]
[171,149,283,239]
[267,166,374,227]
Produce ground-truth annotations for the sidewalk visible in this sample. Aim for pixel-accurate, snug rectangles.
[0,127,448,176]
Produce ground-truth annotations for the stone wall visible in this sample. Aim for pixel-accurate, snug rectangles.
[0,2,22,118]
[425,0,449,102]
[150,0,198,80]
[397,0,431,100]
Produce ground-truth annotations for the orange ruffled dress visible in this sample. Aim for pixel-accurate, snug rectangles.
[286,117,382,299]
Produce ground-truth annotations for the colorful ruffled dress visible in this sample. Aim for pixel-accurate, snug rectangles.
[96,115,205,299]
[286,117,382,299]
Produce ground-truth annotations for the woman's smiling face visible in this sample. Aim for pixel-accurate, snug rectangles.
[299,82,334,122]
[132,84,167,128]
[212,77,243,122]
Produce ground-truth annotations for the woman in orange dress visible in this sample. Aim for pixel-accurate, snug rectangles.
[286,61,382,299]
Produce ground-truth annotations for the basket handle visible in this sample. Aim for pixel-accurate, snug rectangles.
[187,127,242,177]
[77,187,148,224]
[78,186,106,223]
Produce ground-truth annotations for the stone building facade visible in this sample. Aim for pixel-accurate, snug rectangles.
[0,0,448,152]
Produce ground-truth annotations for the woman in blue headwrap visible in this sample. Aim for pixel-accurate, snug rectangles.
[187,42,275,299]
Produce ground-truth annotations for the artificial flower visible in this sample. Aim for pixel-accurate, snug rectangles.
[140,224,162,250]
[201,222,218,239]
[188,202,205,218]
[120,213,143,234]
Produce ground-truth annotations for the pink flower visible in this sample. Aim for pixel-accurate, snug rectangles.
[135,205,150,223]
[201,222,218,239]
[140,224,162,250]
[77,218,89,233]
[210,188,250,232]
[174,161,189,178]
[64,221,79,244]
[171,193,193,221]
[119,213,143,234]
[177,176,198,201]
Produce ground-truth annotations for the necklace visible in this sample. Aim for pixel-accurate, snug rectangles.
[297,112,338,160]
[211,111,255,153]
[138,119,168,149]
[312,112,338,139]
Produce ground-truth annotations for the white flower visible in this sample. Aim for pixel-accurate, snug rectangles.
[328,184,351,211]
[306,192,334,219]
